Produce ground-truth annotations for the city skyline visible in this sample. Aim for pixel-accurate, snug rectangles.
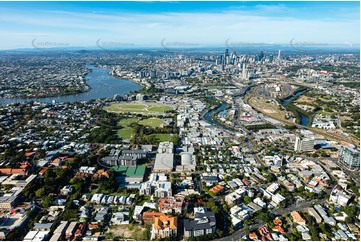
[0,1,359,50]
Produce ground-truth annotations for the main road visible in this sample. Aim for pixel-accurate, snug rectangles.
[219,197,328,241]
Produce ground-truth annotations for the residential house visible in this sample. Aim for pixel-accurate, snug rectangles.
[60,186,74,196]
[225,192,242,206]
[291,211,306,225]
[307,207,322,223]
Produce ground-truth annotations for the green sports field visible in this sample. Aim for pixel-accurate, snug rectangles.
[149,134,178,143]
[105,102,173,115]
[118,117,163,128]
[117,127,134,139]
[118,118,139,126]
[139,118,163,128]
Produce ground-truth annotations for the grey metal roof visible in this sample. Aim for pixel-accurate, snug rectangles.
[184,211,216,231]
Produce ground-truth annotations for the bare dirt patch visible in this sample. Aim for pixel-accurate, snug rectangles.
[295,96,315,104]
[108,224,148,240]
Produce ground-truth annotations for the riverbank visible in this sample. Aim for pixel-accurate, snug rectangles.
[202,95,239,132]
[0,66,142,105]
[108,69,146,90]
[279,88,312,126]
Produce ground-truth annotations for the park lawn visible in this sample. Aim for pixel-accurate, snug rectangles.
[19,89,37,93]
[150,134,178,143]
[117,127,134,139]
[207,86,229,89]
[147,106,172,112]
[315,110,336,115]
[138,118,163,128]
[118,118,139,127]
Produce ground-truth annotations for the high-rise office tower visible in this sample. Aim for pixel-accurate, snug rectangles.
[150,70,157,78]
[139,71,145,78]
[269,55,274,62]
[258,51,265,61]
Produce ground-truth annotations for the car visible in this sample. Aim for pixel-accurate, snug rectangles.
[101,195,109,204]
[114,195,120,204]
[107,196,114,204]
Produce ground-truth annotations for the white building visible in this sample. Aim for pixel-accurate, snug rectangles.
[266,183,280,194]
[271,193,286,205]
[329,186,351,207]
[253,197,267,208]
[294,136,314,152]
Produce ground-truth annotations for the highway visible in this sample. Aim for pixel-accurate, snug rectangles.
[242,84,359,146]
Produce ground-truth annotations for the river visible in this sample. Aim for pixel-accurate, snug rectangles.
[204,103,229,126]
[281,90,310,126]
[203,94,231,129]
[0,65,142,105]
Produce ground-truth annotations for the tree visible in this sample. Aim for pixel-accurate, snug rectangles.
[216,229,224,237]
[265,173,277,183]
[35,187,45,197]
[243,195,252,204]
[319,223,332,238]
[326,179,336,186]
[257,211,274,223]
[345,216,355,224]
[343,204,357,217]
[42,195,54,208]
[244,219,253,226]
[60,208,78,221]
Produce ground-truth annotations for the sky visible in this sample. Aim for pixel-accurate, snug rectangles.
[0,1,359,50]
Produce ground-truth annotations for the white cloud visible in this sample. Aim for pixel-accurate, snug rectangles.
[0,7,359,49]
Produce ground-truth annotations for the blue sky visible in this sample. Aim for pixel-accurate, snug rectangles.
[0,1,359,49]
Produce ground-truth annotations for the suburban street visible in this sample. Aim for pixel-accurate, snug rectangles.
[219,197,329,241]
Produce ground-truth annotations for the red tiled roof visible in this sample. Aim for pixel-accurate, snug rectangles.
[273,219,283,226]
[291,211,306,224]
[249,233,258,240]
[39,167,49,175]
[0,168,26,175]
[143,212,166,221]
[272,226,285,234]
[265,234,272,240]
[25,152,36,157]
[209,185,225,194]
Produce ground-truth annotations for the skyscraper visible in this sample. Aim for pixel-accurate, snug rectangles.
[224,49,229,65]
[269,55,274,62]
[150,70,157,78]
[139,71,145,78]
[242,67,248,80]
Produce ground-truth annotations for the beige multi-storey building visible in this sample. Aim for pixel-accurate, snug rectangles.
[151,216,178,240]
